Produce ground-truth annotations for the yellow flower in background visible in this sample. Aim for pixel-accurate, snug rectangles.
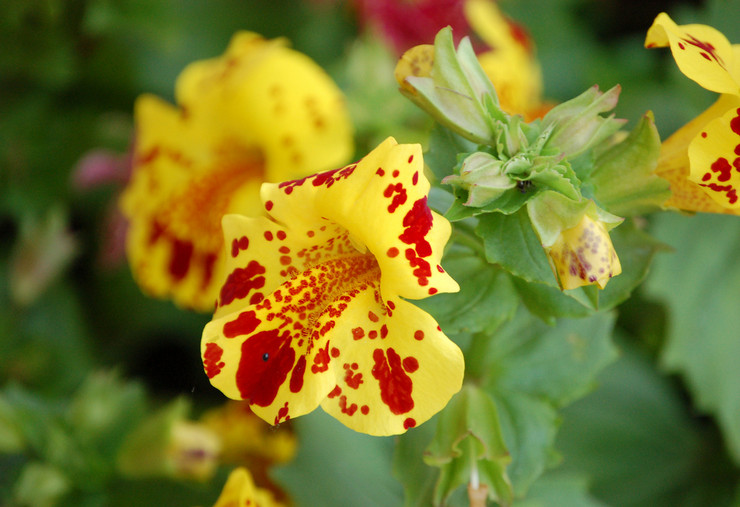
[200,401,296,467]
[546,214,622,291]
[120,32,354,310]
[646,13,740,214]
[211,467,285,507]
[201,138,464,436]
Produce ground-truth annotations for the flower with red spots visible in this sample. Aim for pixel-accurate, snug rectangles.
[646,13,740,213]
[201,137,464,435]
[120,32,354,310]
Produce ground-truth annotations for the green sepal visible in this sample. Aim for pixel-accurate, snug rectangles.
[526,191,622,249]
[587,111,670,216]
[542,85,625,159]
[401,27,503,144]
[424,385,514,506]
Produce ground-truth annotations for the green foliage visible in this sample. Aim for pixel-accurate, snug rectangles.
[645,212,740,464]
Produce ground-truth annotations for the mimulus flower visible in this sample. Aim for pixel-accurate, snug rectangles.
[646,13,740,213]
[201,138,464,436]
[120,32,353,310]
[211,467,285,507]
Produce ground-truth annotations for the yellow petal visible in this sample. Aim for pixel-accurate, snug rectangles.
[262,137,460,302]
[120,32,353,310]
[645,13,740,94]
[176,32,353,181]
[546,214,621,290]
[657,94,740,213]
[394,44,435,95]
[212,467,285,507]
[687,104,740,208]
[320,295,464,436]
[464,0,545,119]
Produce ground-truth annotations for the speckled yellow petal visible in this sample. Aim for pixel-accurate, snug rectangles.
[657,94,740,213]
[687,104,740,208]
[394,44,435,95]
[176,31,353,181]
[464,0,544,118]
[320,295,464,436]
[212,467,285,507]
[546,214,621,290]
[645,13,740,94]
[263,137,459,303]
[121,95,265,310]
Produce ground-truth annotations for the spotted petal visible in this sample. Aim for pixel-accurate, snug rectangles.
[120,32,353,310]
[320,294,464,435]
[212,467,284,507]
[688,105,740,208]
[657,94,740,213]
[645,13,740,94]
[263,137,460,302]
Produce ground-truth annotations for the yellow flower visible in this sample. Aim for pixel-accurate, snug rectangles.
[211,467,285,507]
[120,32,354,310]
[200,401,296,466]
[646,13,740,214]
[546,213,622,291]
[201,137,464,436]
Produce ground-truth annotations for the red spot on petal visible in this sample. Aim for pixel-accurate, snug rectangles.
[412,171,419,185]
[169,238,193,281]
[328,385,342,398]
[280,255,292,265]
[399,198,433,257]
[372,347,414,415]
[290,355,306,393]
[392,170,400,178]
[387,301,395,310]
[311,341,332,373]
[701,132,708,138]
[344,367,364,389]
[408,155,414,163]
[428,288,438,295]
[223,310,262,338]
[414,330,424,340]
[203,342,225,378]
[339,395,358,416]
[368,311,379,322]
[219,261,266,307]
[279,246,290,254]
[380,324,388,339]
[403,417,416,429]
[277,230,287,240]
[352,327,365,340]
[403,356,419,373]
[376,168,385,176]
[387,247,399,257]
[331,347,340,358]
[265,200,274,211]
[236,329,295,406]
[361,405,369,415]
[369,330,378,339]
[383,183,408,213]
[264,231,274,241]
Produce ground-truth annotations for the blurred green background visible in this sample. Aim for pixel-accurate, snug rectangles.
[2,0,740,505]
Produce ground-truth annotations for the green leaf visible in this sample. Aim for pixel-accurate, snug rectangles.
[557,341,739,506]
[513,471,606,507]
[415,243,518,336]
[476,209,557,287]
[644,212,740,464]
[588,112,670,216]
[424,385,513,506]
[425,125,478,184]
[392,416,439,507]
[480,309,618,495]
